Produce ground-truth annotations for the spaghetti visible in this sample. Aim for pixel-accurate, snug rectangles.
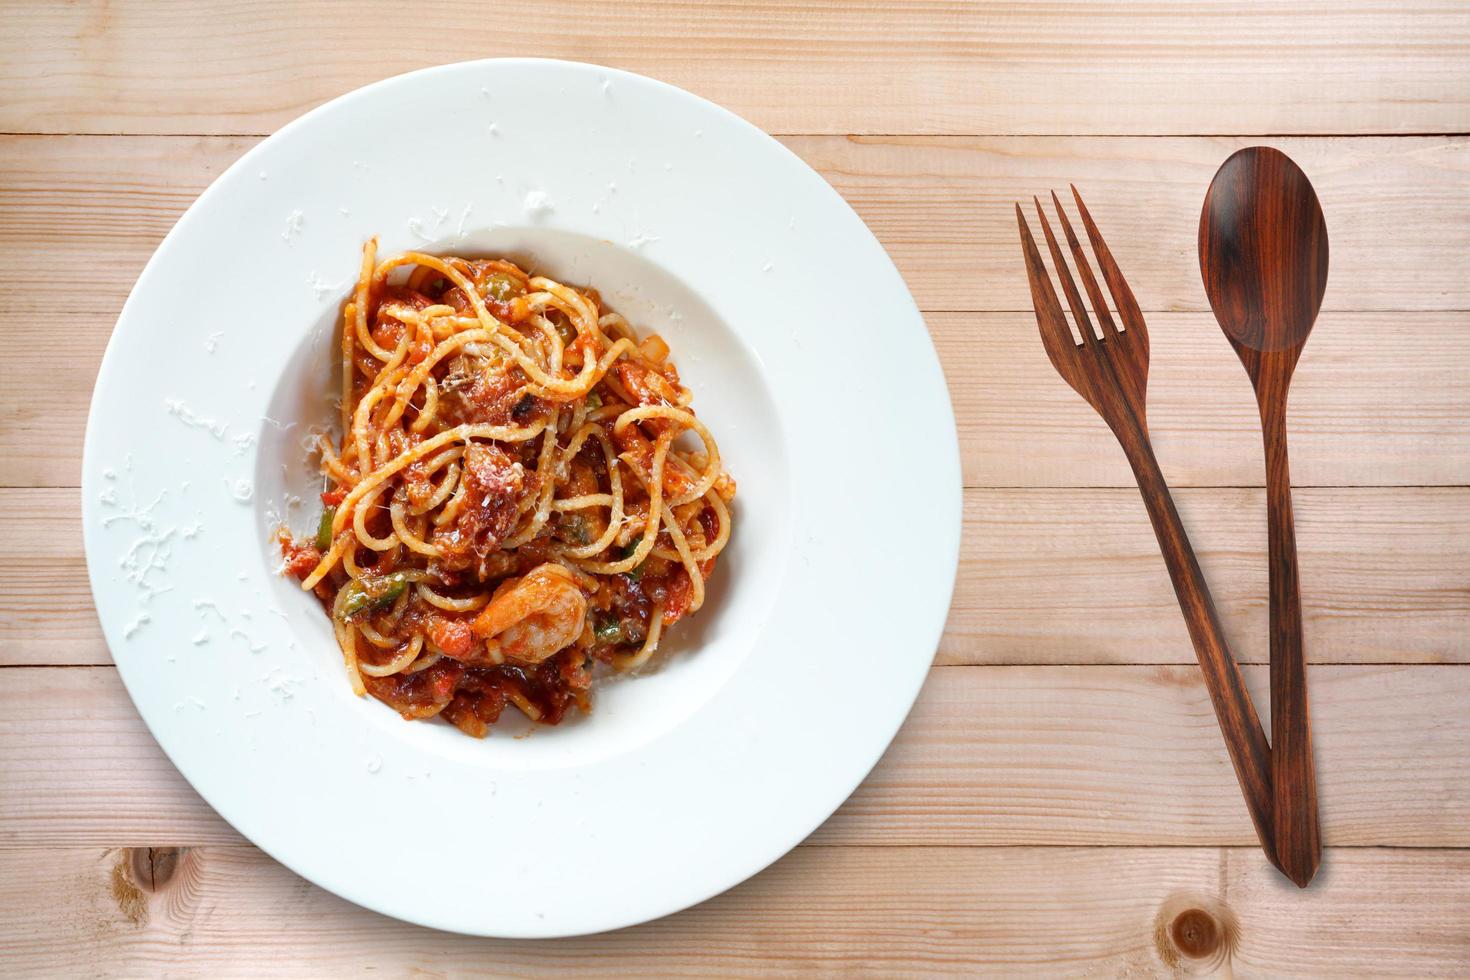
[279,239,735,737]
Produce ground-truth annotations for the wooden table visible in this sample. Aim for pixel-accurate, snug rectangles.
[2,3,1467,975]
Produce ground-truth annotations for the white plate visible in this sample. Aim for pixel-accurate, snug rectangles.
[83,59,960,938]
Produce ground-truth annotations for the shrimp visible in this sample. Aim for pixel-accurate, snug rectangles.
[470,563,587,665]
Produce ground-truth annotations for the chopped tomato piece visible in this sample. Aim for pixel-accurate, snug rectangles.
[613,424,697,499]
[615,361,680,407]
[426,616,476,659]
[282,543,322,580]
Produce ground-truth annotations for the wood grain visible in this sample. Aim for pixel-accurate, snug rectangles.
[4,665,1466,849]
[947,487,1470,666]
[799,135,1470,314]
[4,2,1469,138]
[5,135,1468,319]
[1,843,1466,976]
[8,486,1463,668]
[8,309,1468,489]
[940,312,1470,489]
[4,134,1467,488]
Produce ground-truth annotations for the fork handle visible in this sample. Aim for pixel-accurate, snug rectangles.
[1114,421,1278,864]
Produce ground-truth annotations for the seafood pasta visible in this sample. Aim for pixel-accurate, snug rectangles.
[280,240,735,736]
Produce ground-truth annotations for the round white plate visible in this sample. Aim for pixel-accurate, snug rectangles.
[83,59,960,938]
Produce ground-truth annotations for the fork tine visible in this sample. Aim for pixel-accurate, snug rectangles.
[1015,204,1077,359]
[1070,184,1146,341]
[1033,196,1097,348]
[1050,190,1120,340]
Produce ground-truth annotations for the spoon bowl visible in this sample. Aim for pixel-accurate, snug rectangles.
[1200,147,1328,360]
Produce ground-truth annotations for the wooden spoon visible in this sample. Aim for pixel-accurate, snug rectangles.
[1199,146,1328,888]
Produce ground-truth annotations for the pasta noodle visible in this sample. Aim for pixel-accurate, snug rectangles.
[279,240,735,737]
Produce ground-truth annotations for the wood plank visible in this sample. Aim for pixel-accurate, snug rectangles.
[4,135,1468,319]
[0,489,102,664]
[0,843,1465,975]
[821,664,1470,848]
[798,135,1470,314]
[12,305,1468,490]
[9,306,1467,489]
[4,3,1469,137]
[11,486,1462,667]
[0,135,254,315]
[4,136,1466,486]
[944,487,1470,666]
[940,312,1470,489]
[3,665,1466,848]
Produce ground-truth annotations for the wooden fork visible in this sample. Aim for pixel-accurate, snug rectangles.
[1016,187,1278,868]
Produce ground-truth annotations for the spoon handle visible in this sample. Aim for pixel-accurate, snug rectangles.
[1262,403,1321,887]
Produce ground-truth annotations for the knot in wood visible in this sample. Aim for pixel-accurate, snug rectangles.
[1154,891,1238,972]
[1169,907,1222,959]
[128,846,185,892]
